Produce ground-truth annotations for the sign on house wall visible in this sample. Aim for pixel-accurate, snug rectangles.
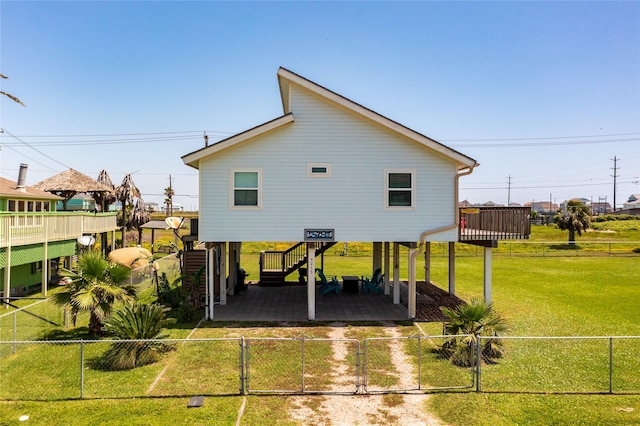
[304,228,335,242]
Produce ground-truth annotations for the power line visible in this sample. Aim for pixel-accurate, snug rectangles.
[450,137,638,148]
[443,132,640,142]
[0,129,69,170]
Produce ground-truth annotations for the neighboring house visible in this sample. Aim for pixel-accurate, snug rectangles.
[524,201,558,214]
[182,67,530,320]
[622,194,640,210]
[0,165,118,301]
[617,194,640,216]
[145,201,160,212]
[590,201,612,215]
[56,193,96,211]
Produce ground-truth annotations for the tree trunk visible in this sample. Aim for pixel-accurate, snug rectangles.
[89,311,103,336]
[568,229,576,245]
[121,198,127,248]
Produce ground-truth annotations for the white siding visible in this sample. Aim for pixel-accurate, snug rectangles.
[199,86,458,242]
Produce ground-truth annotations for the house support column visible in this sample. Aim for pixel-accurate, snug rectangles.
[307,243,316,320]
[484,247,493,303]
[393,243,400,304]
[206,245,215,320]
[3,247,10,309]
[219,243,227,305]
[448,242,456,296]
[42,243,49,297]
[228,242,240,296]
[424,242,431,284]
[372,242,382,275]
[408,245,417,319]
[383,242,390,295]
[42,218,49,296]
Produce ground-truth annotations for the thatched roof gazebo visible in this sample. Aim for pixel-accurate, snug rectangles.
[33,168,115,210]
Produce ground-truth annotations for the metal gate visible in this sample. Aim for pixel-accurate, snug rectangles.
[245,337,360,394]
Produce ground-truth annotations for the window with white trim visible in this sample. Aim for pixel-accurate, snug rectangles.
[231,169,261,208]
[385,169,415,208]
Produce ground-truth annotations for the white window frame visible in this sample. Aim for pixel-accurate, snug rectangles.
[384,169,416,210]
[230,168,262,209]
[307,163,332,178]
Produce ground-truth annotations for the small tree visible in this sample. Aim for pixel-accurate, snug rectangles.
[115,173,141,247]
[554,200,591,245]
[131,197,151,245]
[99,302,176,370]
[51,252,136,336]
[164,185,175,218]
[440,299,510,367]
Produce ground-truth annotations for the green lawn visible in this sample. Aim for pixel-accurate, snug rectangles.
[1,223,639,425]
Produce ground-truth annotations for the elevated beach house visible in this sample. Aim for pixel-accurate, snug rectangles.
[182,68,530,320]
[1,165,118,304]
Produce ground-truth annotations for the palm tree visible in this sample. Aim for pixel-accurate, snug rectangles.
[131,197,151,245]
[0,73,25,106]
[100,302,176,370]
[95,170,116,211]
[115,173,141,247]
[440,299,510,367]
[164,185,175,217]
[50,251,137,336]
[554,200,591,245]
[94,170,116,254]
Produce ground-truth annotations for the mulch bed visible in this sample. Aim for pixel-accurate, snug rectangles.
[414,282,466,322]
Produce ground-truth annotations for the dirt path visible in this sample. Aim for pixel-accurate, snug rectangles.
[288,323,445,426]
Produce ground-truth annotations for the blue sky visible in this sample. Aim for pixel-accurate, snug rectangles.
[1,1,638,210]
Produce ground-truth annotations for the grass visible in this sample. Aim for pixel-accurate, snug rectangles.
[1,223,640,424]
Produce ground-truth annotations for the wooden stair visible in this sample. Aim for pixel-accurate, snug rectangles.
[259,242,336,286]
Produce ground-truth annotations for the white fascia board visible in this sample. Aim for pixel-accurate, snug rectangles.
[277,67,477,170]
[181,113,295,169]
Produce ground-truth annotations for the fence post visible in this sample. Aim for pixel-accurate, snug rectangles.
[417,336,422,390]
[12,311,17,354]
[240,337,246,395]
[609,337,613,394]
[475,337,482,392]
[245,338,250,393]
[80,342,85,398]
[362,340,368,392]
[356,340,361,393]
[301,338,305,393]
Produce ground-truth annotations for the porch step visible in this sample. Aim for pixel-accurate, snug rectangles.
[259,271,285,286]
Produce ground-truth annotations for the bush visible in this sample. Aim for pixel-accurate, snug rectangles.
[440,299,510,367]
[95,302,176,370]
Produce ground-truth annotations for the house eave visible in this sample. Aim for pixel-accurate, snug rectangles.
[276,67,477,170]
[181,113,295,169]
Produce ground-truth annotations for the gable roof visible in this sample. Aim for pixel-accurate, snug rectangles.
[182,68,478,170]
[277,68,476,169]
[183,114,294,168]
[0,176,62,200]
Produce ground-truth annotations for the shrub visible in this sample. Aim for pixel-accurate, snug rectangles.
[440,299,510,367]
[96,302,176,370]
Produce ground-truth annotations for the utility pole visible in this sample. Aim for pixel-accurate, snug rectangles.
[611,157,619,211]
[506,175,512,205]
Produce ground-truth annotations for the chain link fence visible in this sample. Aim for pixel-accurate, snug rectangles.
[128,253,181,292]
[477,336,640,393]
[246,337,360,394]
[363,336,475,393]
[0,299,63,354]
[1,334,639,400]
[428,241,640,258]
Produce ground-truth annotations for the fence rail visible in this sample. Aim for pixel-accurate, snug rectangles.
[429,241,640,258]
[1,333,639,400]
